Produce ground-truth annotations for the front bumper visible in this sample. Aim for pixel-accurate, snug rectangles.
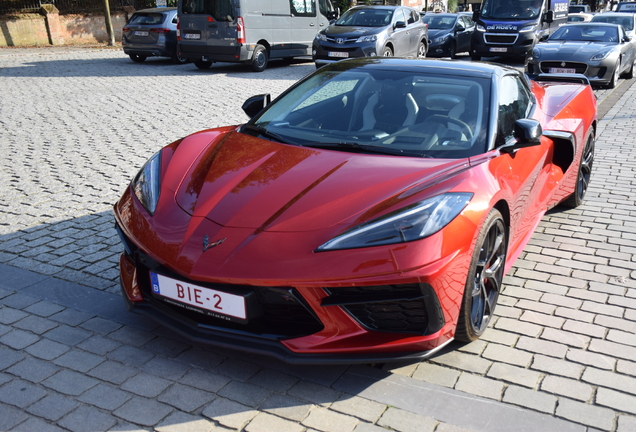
[471,30,536,57]
[526,59,612,85]
[313,40,377,66]
[428,38,453,57]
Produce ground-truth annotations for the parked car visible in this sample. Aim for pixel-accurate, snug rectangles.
[422,12,475,58]
[526,23,635,88]
[568,12,594,22]
[569,4,591,13]
[114,57,597,363]
[313,5,428,68]
[591,12,636,48]
[122,8,187,64]
[616,2,636,12]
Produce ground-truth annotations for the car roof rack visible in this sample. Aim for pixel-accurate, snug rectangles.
[528,73,591,86]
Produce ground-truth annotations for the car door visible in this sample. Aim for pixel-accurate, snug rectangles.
[290,0,319,55]
[406,8,424,55]
[618,26,636,73]
[456,15,474,52]
[390,8,410,56]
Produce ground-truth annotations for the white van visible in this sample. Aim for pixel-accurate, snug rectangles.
[177,0,338,71]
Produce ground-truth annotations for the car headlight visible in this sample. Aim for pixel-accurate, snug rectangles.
[532,47,541,59]
[316,33,327,41]
[590,49,612,61]
[356,34,377,43]
[476,24,486,32]
[132,150,161,215]
[316,193,473,251]
[433,34,449,43]
[520,25,537,33]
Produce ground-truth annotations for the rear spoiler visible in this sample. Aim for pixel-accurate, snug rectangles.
[527,73,591,86]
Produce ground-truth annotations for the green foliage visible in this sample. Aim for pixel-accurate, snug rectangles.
[448,0,458,12]
[335,0,350,13]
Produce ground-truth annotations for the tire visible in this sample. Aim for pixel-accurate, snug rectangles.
[456,209,507,342]
[449,41,457,59]
[171,49,189,65]
[129,54,146,63]
[251,44,268,72]
[382,46,393,57]
[470,52,481,61]
[608,60,620,88]
[194,60,212,69]
[417,41,427,58]
[563,134,595,208]
[622,60,634,79]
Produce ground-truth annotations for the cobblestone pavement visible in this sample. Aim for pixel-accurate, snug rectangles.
[0,47,635,432]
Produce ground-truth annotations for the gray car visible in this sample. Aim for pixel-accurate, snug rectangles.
[526,22,635,88]
[122,8,188,64]
[312,5,428,68]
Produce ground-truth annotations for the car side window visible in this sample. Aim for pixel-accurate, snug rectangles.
[407,10,417,24]
[497,75,532,146]
[172,14,178,24]
[393,8,407,24]
[291,0,316,17]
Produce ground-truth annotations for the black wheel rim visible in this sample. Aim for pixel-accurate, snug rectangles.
[577,136,594,201]
[255,51,266,68]
[470,219,505,333]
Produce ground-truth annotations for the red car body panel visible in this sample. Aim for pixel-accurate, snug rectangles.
[114,64,597,363]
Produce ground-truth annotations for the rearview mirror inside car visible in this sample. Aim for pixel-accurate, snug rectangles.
[242,94,271,118]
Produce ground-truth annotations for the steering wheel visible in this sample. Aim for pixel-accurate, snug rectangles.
[426,114,473,145]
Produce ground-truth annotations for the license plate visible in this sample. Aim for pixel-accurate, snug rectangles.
[150,273,246,320]
[489,47,508,53]
[134,31,149,37]
[184,33,201,40]
[549,67,576,74]
[328,51,348,58]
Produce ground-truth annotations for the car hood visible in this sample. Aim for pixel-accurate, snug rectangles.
[324,25,385,37]
[172,129,469,233]
[536,41,618,57]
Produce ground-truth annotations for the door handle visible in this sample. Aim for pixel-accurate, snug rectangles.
[310,23,315,26]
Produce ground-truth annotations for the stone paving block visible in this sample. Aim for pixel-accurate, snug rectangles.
[566,288,608,304]
[43,324,91,346]
[454,373,505,400]
[120,372,172,398]
[87,360,138,385]
[412,362,461,388]
[6,357,60,382]
[581,301,625,318]
[502,385,557,414]
[555,307,596,323]
[0,329,40,349]
[377,407,437,432]
[516,336,568,358]
[1,293,40,309]
[288,380,341,406]
[59,405,118,432]
[582,367,636,396]
[13,315,58,334]
[214,358,261,382]
[141,336,190,358]
[41,369,99,396]
[26,392,80,421]
[106,345,154,366]
[563,320,607,339]
[155,411,218,432]
[79,383,133,410]
[429,350,492,374]
[524,280,570,295]
[245,412,304,432]
[179,368,231,393]
[0,379,48,408]
[109,326,156,346]
[77,334,122,355]
[486,362,542,388]
[540,293,583,309]
[53,349,104,372]
[114,396,174,427]
[607,329,636,347]
[141,356,191,381]
[157,383,215,412]
[515,299,557,315]
[531,354,583,379]
[555,398,615,431]
[201,397,258,430]
[48,309,93,326]
[79,316,122,335]
[588,339,636,362]
[519,311,565,329]
[596,388,636,415]
[541,375,593,402]
[248,369,298,393]
[482,343,533,367]
[480,328,519,346]
[331,395,386,423]
[0,346,25,370]
[617,415,636,432]
[494,305,522,319]
[302,407,360,432]
[174,347,225,370]
[494,317,542,337]
[617,359,636,375]
[0,402,29,431]
[260,393,314,422]
[24,338,70,360]
[10,417,66,432]
[540,327,590,349]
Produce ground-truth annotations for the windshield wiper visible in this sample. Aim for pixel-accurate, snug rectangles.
[303,141,431,157]
[241,124,297,145]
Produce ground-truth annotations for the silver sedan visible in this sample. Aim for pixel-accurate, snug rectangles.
[526,22,635,88]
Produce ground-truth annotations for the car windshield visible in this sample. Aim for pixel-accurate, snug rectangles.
[422,15,456,29]
[335,8,394,27]
[549,25,619,42]
[591,15,634,31]
[129,13,166,25]
[245,65,491,159]
[480,0,543,19]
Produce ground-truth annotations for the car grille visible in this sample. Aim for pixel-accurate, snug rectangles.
[540,61,588,74]
[323,284,444,334]
[485,33,518,44]
[324,35,358,44]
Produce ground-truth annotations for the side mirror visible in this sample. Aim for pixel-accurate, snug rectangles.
[624,35,632,42]
[500,119,543,153]
[394,21,407,29]
[539,33,549,42]
[242,94,271,118]
[456,24,466,32]
[545,10,554,23]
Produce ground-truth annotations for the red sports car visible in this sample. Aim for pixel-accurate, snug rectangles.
[114,59,596,363]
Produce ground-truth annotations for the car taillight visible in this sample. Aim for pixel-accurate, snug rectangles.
[177,16,180,41]
[237,16,245,44]
[150,28,171,33]
[123,27,130,32]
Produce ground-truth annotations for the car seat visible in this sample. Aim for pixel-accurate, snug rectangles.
[360,82,419,133]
